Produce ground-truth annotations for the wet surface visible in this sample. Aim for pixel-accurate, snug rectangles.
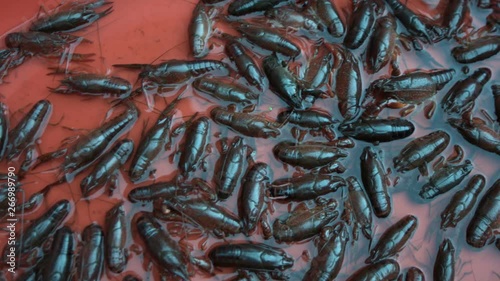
[0,0,499,280]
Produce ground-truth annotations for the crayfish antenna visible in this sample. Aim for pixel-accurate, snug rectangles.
[112,63,149,69]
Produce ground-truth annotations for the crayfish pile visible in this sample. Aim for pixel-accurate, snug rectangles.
[0,0,499,280]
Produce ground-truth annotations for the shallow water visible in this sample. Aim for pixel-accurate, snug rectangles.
[0,0,499,280]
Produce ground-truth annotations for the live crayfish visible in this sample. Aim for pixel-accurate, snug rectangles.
[339,118,415,143]
[441,0,469,39]
[466,178,500,248]
[2,199,70,260]
[5,99,52,179]
[113,59,230,103]
[399,267,425,281]
[228,0,289,16]
[193,76,259,107]
[269,173,345,201]
[441,174,486,229]
[189,2,216,59]
[364,69,455,117]
[303,43,334,90]
[263,53,322,110]
[136,213,210,280]
[161,196,242,238]
[346,259,400,281]
[366,215,418,264]
[384,0,445,46]
[105,201,128,273]
[442,68,491,116]
[276,108,339,141]
[129,97,180,183]
[302,222,348,281]
[30,0,113,33]
[40,226,75,281]
[6,31,93,61]
[452,35,500,64]
[393,130,451,175]
[419,160,473,200]
[273,197,339,243]
[120,59,229,85]
[77,223,105,281]
[234,22,301,57]
[342,176,373,241]
[449,117,500,155]
[360,146,392,218]
[309,0,345,37]
[433,238,455,281]
[211,106,281,138]
[265,6,323,33]
[128,177,215,205]
[365,15,399,74]
[35,101,138,192]
[331,44,363,122]
[214,136,253,200]
[48,73,132,97]
[238,162,271,236]
[178,115,211,179]
[221,33,266,90]
[272,141,348,172]
[80,138,134,197]
[344,0,379,50]
[208,243,294,280]
[2,0,500,280]
[128,180,187,203]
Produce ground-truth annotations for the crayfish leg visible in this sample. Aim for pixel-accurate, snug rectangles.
[432,156,446,172]
[361,224,372,241]
[108,174,118,196]
[30,147,68,171]
[399,105,417,117]
[398,34,415,51]
[18,191,44,215]
[242,103,256,113]
[447,145,465,164]
[19,145,37,179]
[291,127,307,142]
[418,165,429,177]
[390,48,401,76]
[260,213,273,240]
[323,127,337,142]
[424,101,436,119]
[191,177,217,201]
